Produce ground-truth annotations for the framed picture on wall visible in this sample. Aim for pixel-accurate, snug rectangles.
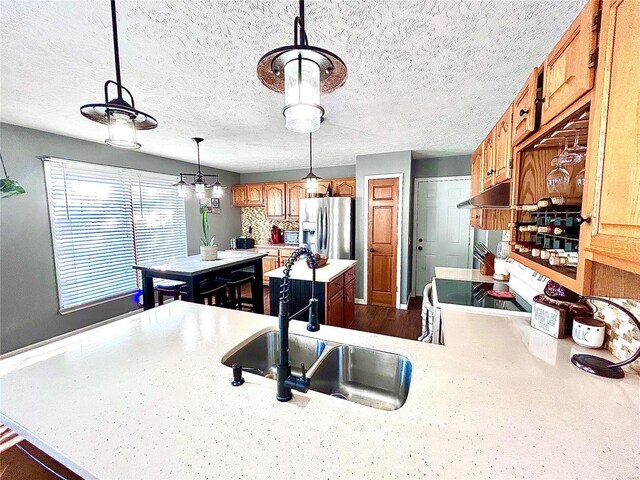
[200,198,221,214]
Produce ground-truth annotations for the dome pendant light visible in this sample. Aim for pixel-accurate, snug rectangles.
[302,133,321,194]
[257,0,347,133]
[80,0,157,149]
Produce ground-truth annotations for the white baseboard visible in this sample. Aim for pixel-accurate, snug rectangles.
[355,298,366,305]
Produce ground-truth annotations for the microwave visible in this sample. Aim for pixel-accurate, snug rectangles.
[283,230,300,246]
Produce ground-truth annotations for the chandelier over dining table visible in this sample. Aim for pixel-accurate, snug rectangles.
[174,137,226,200]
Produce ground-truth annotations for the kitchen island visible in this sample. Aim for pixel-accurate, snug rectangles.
[266,259,356,328]
[1,301,638,479]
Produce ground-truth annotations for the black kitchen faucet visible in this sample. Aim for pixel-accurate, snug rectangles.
[276,247,319,402]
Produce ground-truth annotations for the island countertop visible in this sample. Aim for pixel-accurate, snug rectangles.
[1,301,638,479]
[265,258,356,283]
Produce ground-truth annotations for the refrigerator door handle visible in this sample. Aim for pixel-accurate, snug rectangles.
[316,208,323,254]
[323,206,329,251]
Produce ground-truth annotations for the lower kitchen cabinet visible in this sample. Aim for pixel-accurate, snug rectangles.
[326,290,344,328]
[343,277,355,327]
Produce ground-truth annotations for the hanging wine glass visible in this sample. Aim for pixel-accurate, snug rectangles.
[547,142,570,195]
[562,132,587,166]
[575,168,586,193]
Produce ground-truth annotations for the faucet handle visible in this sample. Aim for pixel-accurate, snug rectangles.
[231,363,245,386]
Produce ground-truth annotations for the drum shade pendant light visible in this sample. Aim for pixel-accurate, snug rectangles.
[174,138,226,200]
[80,0,157,149]
[257,0,347,133]
[302,133,321,193]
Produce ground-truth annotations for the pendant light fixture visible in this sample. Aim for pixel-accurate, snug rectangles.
[174,138,226,200]
[0,151,26,199]
[257,0,347,133]
[302,133,321,194]
[80,0,157,149]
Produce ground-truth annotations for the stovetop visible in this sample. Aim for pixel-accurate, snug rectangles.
[434,278,532,313]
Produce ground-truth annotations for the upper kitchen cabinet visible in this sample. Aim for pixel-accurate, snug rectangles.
[333,178,356,197]
[581,0,640,274]
[316,180,333,197]
[232,184,264,207]
[482,128,496,190]
[541,0,599,125]
[285,182,307,220]
[264,182,286,219]
[512,68,540,145]
[493,104,513,184]
[470,145,483,229]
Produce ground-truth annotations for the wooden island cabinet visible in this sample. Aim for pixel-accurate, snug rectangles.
[265,261,357,328]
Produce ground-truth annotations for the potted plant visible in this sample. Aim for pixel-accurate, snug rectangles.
[200,206,218,261]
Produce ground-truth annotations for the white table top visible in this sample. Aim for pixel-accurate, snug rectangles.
[133,250,266,276]
[265,259,357,283]
[1,302,638,479]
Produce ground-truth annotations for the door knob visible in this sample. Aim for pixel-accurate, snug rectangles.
[369,248,375,253]
[418,246,423,251]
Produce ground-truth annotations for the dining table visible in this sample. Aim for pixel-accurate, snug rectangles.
[133,250,267,312]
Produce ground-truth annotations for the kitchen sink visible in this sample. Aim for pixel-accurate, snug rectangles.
[222,332,412,410]
[308,345,412,411]
[222,331,329,379]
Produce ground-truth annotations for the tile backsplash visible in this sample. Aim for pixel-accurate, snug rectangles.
[240,207,299,245]
[594,298,640,373]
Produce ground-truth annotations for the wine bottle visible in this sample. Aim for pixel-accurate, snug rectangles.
[537,226,554,234]
[509,222,536,227]
[519,225,538,232]
[537,197,582,208]
[540,249,565,260]
[549,255,578,266]
[513,204,539,212]
[553,226,580,236]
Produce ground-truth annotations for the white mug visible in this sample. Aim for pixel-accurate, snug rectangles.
[572,316,606,349]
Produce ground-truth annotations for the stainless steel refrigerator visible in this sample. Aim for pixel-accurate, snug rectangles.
[299,197,355,259]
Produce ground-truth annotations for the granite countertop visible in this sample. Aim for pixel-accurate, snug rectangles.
[265,259,357,283]
[1,301,638,479]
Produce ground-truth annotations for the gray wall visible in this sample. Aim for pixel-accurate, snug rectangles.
[411,154,471,178]
[355,150,413,305]
[239,164,355,184]
[0,123,241,353]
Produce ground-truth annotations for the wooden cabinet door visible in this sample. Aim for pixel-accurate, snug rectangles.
[512,67,539,144]
[245,184,264,206]
[231,185,246,206]
[470,144,484,229]
[327,290,344,328]
[316,180,332,196]
[262,256,280,285]
[333,178,356,197]
[541,0,599,125]
[493,104,513,184]
[286,182,306,220]
[343,279,355,327]
[264,183,286,219]
[583,0,640,274]
[482,128,496,190]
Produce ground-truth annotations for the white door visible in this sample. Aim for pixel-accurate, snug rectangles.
[413,177,473,296]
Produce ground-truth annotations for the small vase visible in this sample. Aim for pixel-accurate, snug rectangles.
[200,245,218,261]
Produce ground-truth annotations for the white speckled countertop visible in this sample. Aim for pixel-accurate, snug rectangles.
[435,266,498,282]
[265,259,356,283]
[1,301,638,479]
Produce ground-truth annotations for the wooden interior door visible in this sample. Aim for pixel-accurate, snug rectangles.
[583,0,640,273]
[367,177,398,307]
[493,104,513,184]
[512,67,539,144]
[264,183,286,219]
[541,0,599,125]
[286,182,306,220]
[482,128,496,190]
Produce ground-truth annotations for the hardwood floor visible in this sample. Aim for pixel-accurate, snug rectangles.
[254,286,423,341]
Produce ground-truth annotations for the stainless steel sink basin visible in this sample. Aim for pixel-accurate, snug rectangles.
[222,331,328,380]
[308,345,412,411]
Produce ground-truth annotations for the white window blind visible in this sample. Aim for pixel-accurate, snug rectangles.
[44,158,187,313]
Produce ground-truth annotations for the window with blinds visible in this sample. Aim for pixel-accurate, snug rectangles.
[44,158,187,313]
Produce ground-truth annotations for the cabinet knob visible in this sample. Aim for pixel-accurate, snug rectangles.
[486,169,495,176]
[369,248,375,253]
[519,108,529,117]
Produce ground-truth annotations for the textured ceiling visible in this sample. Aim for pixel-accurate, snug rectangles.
[0,0,586,173]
